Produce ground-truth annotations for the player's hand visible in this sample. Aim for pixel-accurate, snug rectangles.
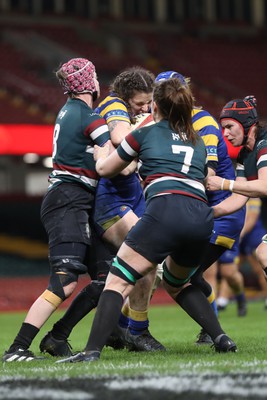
[206,176,224,191]
[94,140,111,161]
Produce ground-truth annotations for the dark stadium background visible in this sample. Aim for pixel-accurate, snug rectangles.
[1,0,267,310]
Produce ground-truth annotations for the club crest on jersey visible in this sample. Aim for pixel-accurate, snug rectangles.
[172,133,180,141]
[172,132,186,141]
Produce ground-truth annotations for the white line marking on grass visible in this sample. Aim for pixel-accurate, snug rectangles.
[0,388,93,400]
[106,375,267,397]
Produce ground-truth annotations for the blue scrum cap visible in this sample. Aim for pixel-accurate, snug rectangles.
[155,71,188,87]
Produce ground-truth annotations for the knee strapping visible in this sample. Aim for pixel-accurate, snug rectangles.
[110,256,143,285]
[41,289,63,309]
[49,255,87,275]
[162,261,197,288]
[47,255,86,300]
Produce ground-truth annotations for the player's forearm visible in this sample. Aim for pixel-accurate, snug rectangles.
[228,179,267,198]
[119,160,138,176]
[213,193,248,218]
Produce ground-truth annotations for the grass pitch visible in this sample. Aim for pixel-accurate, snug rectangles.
[1,301,267,399]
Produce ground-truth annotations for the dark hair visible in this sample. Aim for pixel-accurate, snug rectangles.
[153,78,198,144]
[110,66,155,102]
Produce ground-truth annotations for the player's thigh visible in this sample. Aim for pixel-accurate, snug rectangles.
[103,210,139,248]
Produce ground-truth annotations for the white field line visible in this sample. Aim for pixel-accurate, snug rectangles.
[1,372,267,399]
[1,359,267,400]
[0,387,93,400]
[2,359,267,378]
[106,374,267,397]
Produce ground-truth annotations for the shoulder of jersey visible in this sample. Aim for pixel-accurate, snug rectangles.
[131,113,155,129]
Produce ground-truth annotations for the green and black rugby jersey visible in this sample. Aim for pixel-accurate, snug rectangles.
[117,119,208,203]
[49,98,110,192]
[236,129,267,181]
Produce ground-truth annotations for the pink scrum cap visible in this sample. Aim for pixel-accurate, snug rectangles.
[58,58,98,99]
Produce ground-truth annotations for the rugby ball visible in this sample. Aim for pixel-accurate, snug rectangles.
[131,113,154,130]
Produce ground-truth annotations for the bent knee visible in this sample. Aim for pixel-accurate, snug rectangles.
[162,280,182,300]
[63,281,78,298]
[105,273,133,299]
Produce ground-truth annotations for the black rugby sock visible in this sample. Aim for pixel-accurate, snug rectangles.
[85,289,123,352]
[9,322,39,352]
[51,282,104,340]
[176,285,224,340]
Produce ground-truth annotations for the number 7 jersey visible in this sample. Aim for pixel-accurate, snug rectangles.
[117,119,208,203]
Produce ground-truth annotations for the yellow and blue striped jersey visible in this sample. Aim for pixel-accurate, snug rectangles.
[95,94,130,125]
[192,108,235,206]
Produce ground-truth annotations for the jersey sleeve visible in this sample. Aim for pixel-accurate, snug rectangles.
[117,130,141,161]
[199,127,219,163]
[256,139,267,170]
[192,109,220,171]
[97,96,130,125]
[84,115,110,146]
